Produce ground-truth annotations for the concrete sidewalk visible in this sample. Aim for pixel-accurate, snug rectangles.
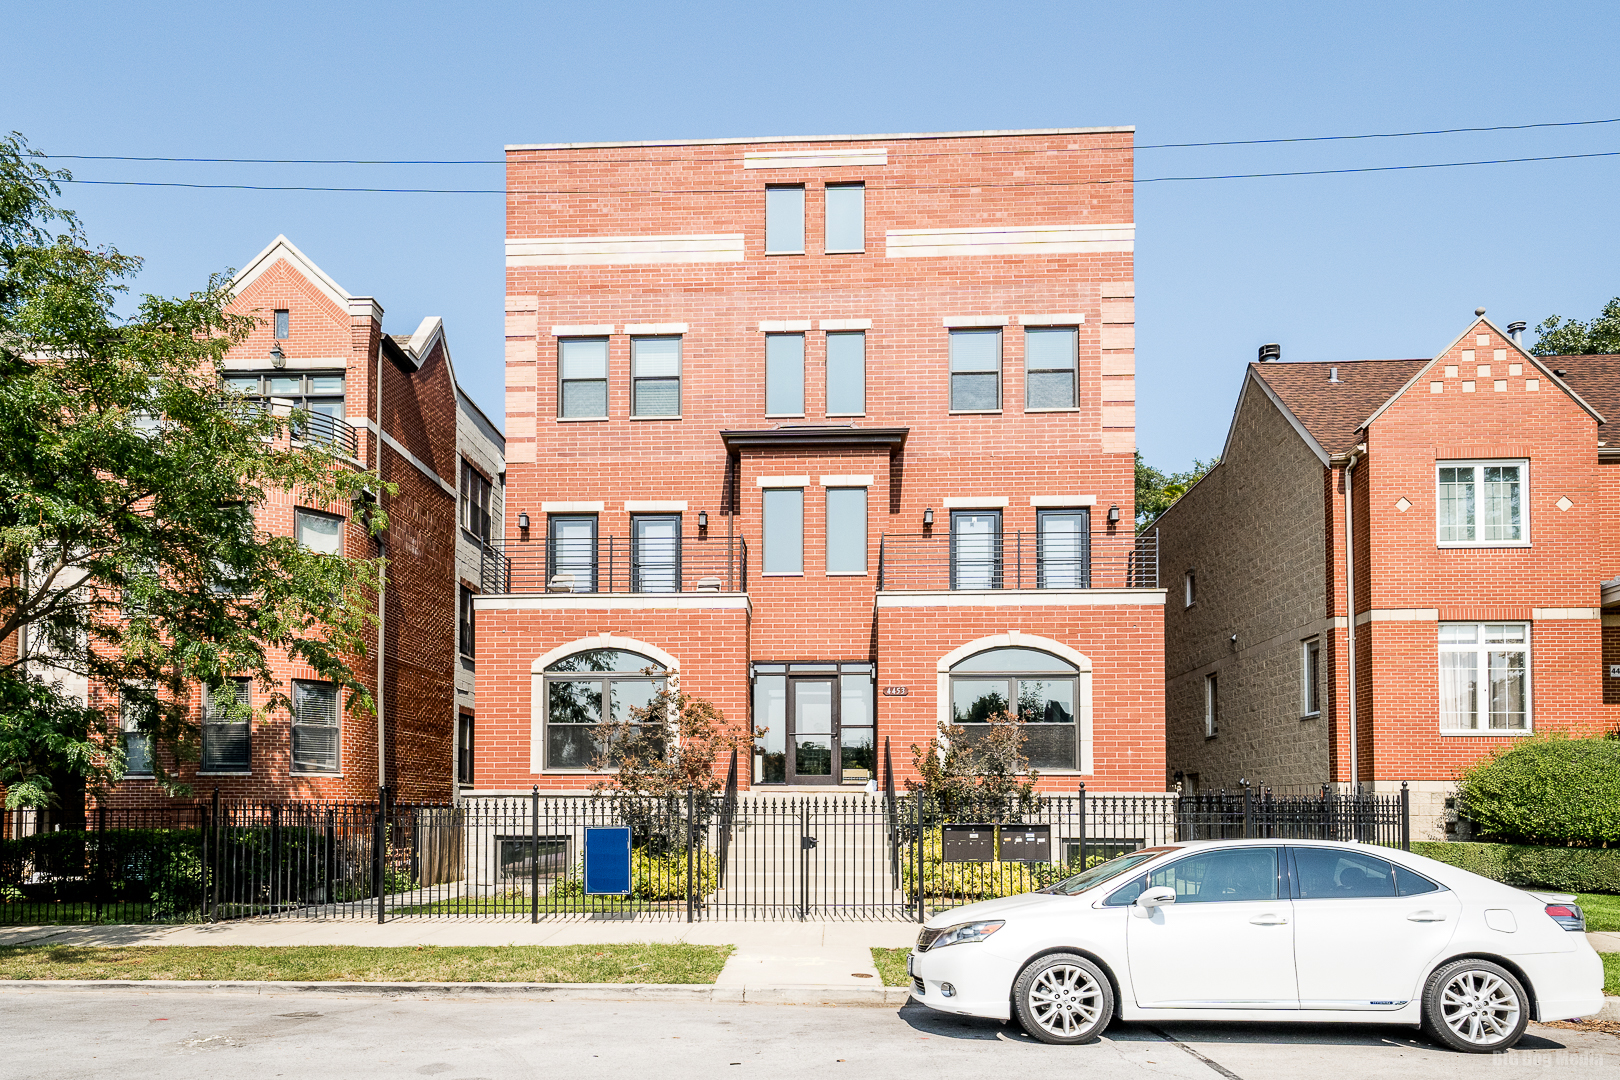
[0,919,922,990]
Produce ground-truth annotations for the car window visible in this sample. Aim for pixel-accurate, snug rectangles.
[1106,847,1278,905]
[1292,847,1396,898]
[1046,849,1167,896]
[1393,864,1443,896]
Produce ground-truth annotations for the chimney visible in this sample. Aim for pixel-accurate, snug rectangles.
[1258,343,1281,363]
[1329,366,1341,384]
[1508,320,1526,346]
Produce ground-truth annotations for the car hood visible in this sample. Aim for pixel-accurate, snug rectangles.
[923,890,1074,928]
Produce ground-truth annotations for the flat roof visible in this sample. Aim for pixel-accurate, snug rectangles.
[506,126,1135,152]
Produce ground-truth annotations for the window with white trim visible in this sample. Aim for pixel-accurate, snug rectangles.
[824,183,864,253]
[558,337,609,419]
[631,336,681,417]
[201,678,252,773]
[1437,460,1525,544]
[295,508,344,555]
[544,649,667,770]
[121,694,154,777]
[1204,673,1218,738]
[1439,622,1530,732]
[949,328,1001,412]
[949,647,1081,771]
[1184,570,1196,609]
[1302,637,1321,718]
[292,680,340,774]
[1025,326,1077,409]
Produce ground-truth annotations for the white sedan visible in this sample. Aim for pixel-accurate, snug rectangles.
[908,838,1604,1052]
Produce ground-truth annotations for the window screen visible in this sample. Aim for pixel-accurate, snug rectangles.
[559,338,609,418]
[1025,327,1077,409]
[950,329,1001,411]
[631,336,681,417]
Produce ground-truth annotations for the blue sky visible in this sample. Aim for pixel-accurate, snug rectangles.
[5,0,1617,470]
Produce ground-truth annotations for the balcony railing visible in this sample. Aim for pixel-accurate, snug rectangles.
[244,399,360,459]
[479,535,748,595]
[876,530,1158,591]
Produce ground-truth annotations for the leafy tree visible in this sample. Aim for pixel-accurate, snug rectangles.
[1531,297,1620,356]
[0,133,388,810]
[1135,450,1217,530]
[907,712,1042,824]
[589,680,749,854]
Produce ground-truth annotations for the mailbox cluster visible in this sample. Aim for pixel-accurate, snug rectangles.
[941,823,1053,863]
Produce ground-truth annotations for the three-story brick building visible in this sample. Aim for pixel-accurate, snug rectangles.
[475,127,1166,793]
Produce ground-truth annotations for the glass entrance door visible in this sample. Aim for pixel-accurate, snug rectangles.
[787,677,838,784]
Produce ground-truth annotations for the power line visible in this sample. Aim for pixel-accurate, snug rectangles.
[54,149,1620,194]
[35,115,1620,166]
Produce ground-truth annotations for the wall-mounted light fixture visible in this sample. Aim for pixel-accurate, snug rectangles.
[517,511,530,530]
[1106,504,1121,525]
[269,343,286,368]
[922,508,934,527]
[697,510,708,529]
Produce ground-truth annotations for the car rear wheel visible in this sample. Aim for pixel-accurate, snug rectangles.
[1012,953,1115,1045]
[1421,958,1529,1053]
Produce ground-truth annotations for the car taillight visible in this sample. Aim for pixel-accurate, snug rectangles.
[1544,903,1586,932]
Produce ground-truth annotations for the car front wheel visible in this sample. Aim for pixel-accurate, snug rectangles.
[1421,958,1530,1053]
[1012,953,1115,1045]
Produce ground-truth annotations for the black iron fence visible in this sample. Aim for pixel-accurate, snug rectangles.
[877,530,1158,591]
[2,779,1410,925]
[478,535,748,596]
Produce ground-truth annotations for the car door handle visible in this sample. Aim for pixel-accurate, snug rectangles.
[1249,914,1288,925]
[1407,911,1447,922]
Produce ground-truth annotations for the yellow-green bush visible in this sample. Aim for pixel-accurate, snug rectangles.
[552,849,719,901]
[899,829,1110,902]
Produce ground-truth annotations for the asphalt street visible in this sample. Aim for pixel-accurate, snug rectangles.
[3,989,1616,1080]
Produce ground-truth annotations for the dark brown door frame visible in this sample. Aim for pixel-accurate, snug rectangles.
[786,674,840,785]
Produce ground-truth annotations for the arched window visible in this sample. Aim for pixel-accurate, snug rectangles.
[948,647,1079,771]
[543,649,667,770]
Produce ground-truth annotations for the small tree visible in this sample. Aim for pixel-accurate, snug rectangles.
[589,678,747,854]
[907,711,1042,824]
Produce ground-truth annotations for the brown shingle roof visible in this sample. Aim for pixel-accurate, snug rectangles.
[1543,354,1619,428]
[1249,358,1430,456]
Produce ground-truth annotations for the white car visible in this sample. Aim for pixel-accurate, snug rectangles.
[908,838,1604,1052]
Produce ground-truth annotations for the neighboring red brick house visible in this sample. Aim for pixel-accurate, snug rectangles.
[477,127,1165,794]
[1155,314,1614,836]
[97,236,504,806]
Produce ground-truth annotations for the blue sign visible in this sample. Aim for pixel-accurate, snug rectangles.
[583,826,632,896]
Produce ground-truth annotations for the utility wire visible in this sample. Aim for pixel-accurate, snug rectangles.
[36,115,1620,166]
[54,149,1620,194]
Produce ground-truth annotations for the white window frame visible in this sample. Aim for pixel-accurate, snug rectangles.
[1301,637,1321,718]
[1435,459,1529,548]
[630,335,682,419]
[1184,569,1196,609]
[1204,672,1218,738]
[1438,621,1533,735]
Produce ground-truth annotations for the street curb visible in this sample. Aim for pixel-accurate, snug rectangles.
[0,980,914,1005]
[1598,996,1620,1022]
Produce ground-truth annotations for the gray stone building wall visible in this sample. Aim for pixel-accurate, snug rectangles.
[454,387,505,789]
[1157,374,1331,791]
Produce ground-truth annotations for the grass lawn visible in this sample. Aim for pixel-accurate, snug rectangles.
[1576,893,1620,933]
[393,896,682,917]
[871,947,910,987]
[0,944,731,984]
[1603,954,1620,997]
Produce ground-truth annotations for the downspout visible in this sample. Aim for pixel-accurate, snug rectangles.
[1339,442,1367,790]
[375,341,387,796]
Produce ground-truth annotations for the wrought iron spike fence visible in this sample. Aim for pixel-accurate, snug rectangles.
[2,783,1409,926]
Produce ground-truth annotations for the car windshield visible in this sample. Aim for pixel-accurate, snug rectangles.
[1043,849,1173,896]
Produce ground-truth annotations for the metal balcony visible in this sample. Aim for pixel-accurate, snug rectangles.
[478,535,748,596]
[876,530,1158,591]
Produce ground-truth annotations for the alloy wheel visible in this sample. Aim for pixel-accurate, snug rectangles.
[1438,969,1521,1047]
[1026,963,1104,1039]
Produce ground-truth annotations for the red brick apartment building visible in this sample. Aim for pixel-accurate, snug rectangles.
[1155,314,1616,836]
[475,127,1166,794]
[90,237,505,806]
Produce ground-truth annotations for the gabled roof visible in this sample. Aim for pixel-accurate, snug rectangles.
[230,234,353,310]
[1247,358,1428,458]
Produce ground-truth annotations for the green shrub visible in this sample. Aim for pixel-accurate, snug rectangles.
[900,829,1116,902]
[1412,841,1620,895]
[551,849,719,902]
[1457,735,1620,846]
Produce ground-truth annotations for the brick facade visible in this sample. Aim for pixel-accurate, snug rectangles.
[1157,317,1615,836]
[479,128,1166,794]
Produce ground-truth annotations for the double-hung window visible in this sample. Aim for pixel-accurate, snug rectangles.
[824,183,865,253]
[826,331,866,415]
[766,333,805,416]
[950,328,1001,412]
[1439,622,1530,732]
[201,678,252,773]
[765,185,805,253]
[1437,460,1525,545]
[1025,326,1077,409]
[631,336,681,417]
[121,695,154,777]
[292,680,341,774]
[762,488,804,574]
[461,462,493,542]
[558,337,609,419]
[825,488,867,574]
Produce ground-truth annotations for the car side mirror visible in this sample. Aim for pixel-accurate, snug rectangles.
[1133,886,1178,917]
